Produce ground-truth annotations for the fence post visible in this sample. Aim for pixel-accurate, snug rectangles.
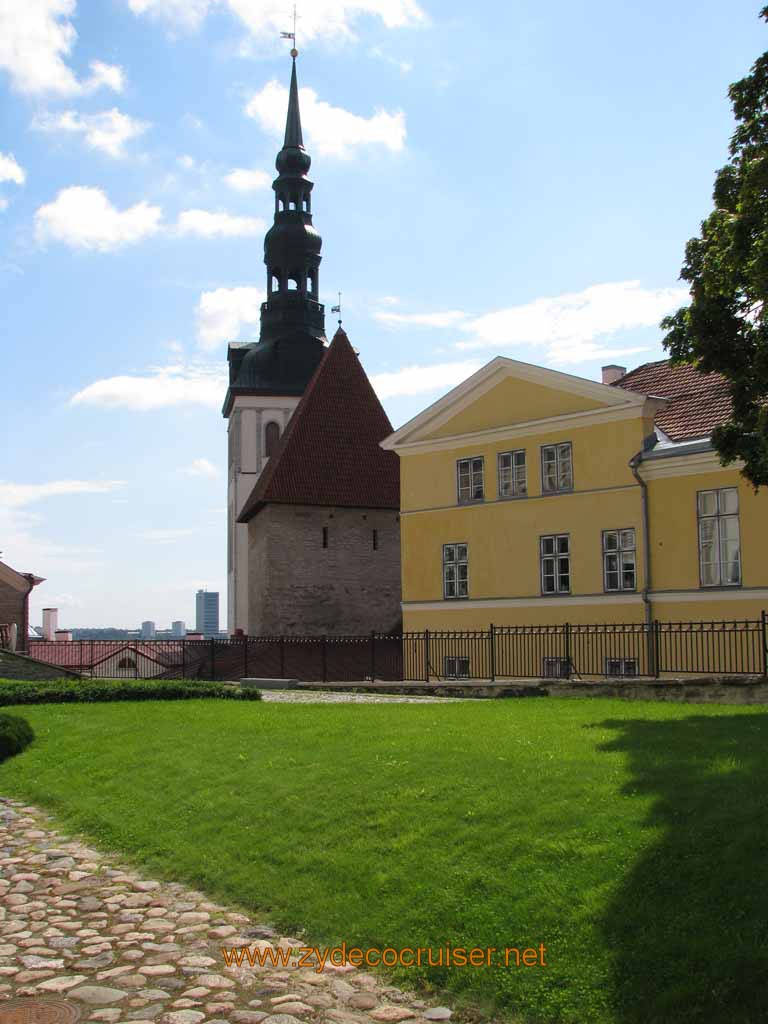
[210,637,215,680]
[424,629,430,683]
[322,635,327,683]
[280,636,286,678]
[489,624,496,682]
[653,620,661,679]
[564,622,571,679]
[762,610,768,679]
[182,639,186,680]
[243,635,248,679]
[370,630,376,682]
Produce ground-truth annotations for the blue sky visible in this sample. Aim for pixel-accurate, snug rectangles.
[0,0,763,630]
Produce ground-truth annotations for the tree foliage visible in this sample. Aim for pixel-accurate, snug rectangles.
[662,8,768,488]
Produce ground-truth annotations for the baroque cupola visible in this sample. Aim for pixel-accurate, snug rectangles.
[223,53,326,417]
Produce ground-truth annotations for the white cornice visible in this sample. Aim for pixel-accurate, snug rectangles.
[403,588,768,612]
[384,403,652,455]
[382,356,656,450]
[639,450,743,480]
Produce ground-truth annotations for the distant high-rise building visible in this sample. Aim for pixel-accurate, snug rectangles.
[195,590,219,637]
[171,620,186,638]
[140,620,156,639]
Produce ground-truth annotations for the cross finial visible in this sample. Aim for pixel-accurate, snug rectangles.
[281,5,299,58]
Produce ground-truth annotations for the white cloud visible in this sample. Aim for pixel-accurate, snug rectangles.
[377,282,687,365]
[224,167,271,192]
[180,457,220,478]
[0,1,125,95]
[32,109,148,158]
[127,1,426,40]
[456,281,687,356]
[0,152,26,185]
[70,362,227,410]
[83,60,125,94]
[135,527,196,543]
[196,286,263,349]
[375,309,467,328]
[35,187,163,251]
[0,199,8,213]
[370,360,484,399]
[246,81,405,158]
[176,209,265,238]
[178,154,196,169]
[0,479,125,509]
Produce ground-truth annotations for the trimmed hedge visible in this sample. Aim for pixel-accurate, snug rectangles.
[0,678,262,706]
[0,712,35,762]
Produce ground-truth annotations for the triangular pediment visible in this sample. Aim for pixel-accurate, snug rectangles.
[382,357,649,450]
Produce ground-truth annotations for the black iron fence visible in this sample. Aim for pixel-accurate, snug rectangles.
[21,614,768,682]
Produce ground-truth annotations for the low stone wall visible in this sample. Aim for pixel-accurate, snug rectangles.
[546,676,768,704]
[299,675,768,704]
[0,649,80,681]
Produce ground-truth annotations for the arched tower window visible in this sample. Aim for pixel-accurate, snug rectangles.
[270,272,281,294]
[265,421,280,458]
[287,276,299,291]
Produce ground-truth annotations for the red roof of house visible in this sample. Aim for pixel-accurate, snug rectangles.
[238,328,400,522]
[613,359,733,441]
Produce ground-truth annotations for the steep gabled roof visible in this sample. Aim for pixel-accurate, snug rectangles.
[238,328,400,521]
[613,359,733,441]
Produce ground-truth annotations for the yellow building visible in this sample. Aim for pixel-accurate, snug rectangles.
[382,357,768,676]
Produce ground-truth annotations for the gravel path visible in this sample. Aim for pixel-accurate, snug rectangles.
[0,799,453,1024]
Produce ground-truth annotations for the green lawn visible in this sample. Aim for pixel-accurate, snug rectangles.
[2,697,767,1024]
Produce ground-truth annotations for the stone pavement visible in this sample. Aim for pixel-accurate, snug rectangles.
[259,692,457,704]
[0,799,453,1024]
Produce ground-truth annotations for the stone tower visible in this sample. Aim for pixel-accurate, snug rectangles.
[223,54,326,633]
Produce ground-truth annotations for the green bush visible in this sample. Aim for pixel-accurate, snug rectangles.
[0,678,262,706]
[0,712,35,761]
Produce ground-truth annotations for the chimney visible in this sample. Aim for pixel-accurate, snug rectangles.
[42,607,58,641]
[601,364,626,386]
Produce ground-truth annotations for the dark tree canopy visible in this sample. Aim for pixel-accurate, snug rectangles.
[662,7,768,488]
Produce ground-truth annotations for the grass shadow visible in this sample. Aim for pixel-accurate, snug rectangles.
[595,713,768,1024]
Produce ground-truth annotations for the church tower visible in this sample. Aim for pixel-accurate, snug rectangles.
[223,54,326,633]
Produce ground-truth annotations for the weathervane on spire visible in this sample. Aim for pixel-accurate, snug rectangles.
[280,5,299,58]
[331,292,342,326]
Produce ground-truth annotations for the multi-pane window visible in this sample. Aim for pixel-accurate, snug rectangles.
[605,658,638,678]
[603,529,636,591]
[443,543,468,599]
[543,657,570,679]
[457,457,484,503]
[697,488,741,586]
[444,656,470,679]
[498,450,527,498]
[541,442,573,493]
[540,534,570,594]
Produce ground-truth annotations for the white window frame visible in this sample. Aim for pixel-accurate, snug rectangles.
[540,534,570,595]
[603,528,636,592]
[605,657,639,678]
[542,657,570,679]
[541,442,574,493]
[697,488,741,587]
[456,457,485,504]
[444,656,470,679]
[498,449,527,498]
[443,543,469,600]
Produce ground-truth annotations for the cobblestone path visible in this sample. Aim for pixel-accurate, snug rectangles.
[0,799,453,1024]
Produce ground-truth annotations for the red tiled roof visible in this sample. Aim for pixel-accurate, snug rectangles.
[238,328,400,522]
[613,359,733,441]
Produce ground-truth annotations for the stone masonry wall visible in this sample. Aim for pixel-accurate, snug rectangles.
[0,649,80,680]
[0,581,27,648]
[248,504,401,636]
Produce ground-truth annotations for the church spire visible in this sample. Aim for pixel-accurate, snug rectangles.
[283,56,303,149]
[260,52,325,346]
